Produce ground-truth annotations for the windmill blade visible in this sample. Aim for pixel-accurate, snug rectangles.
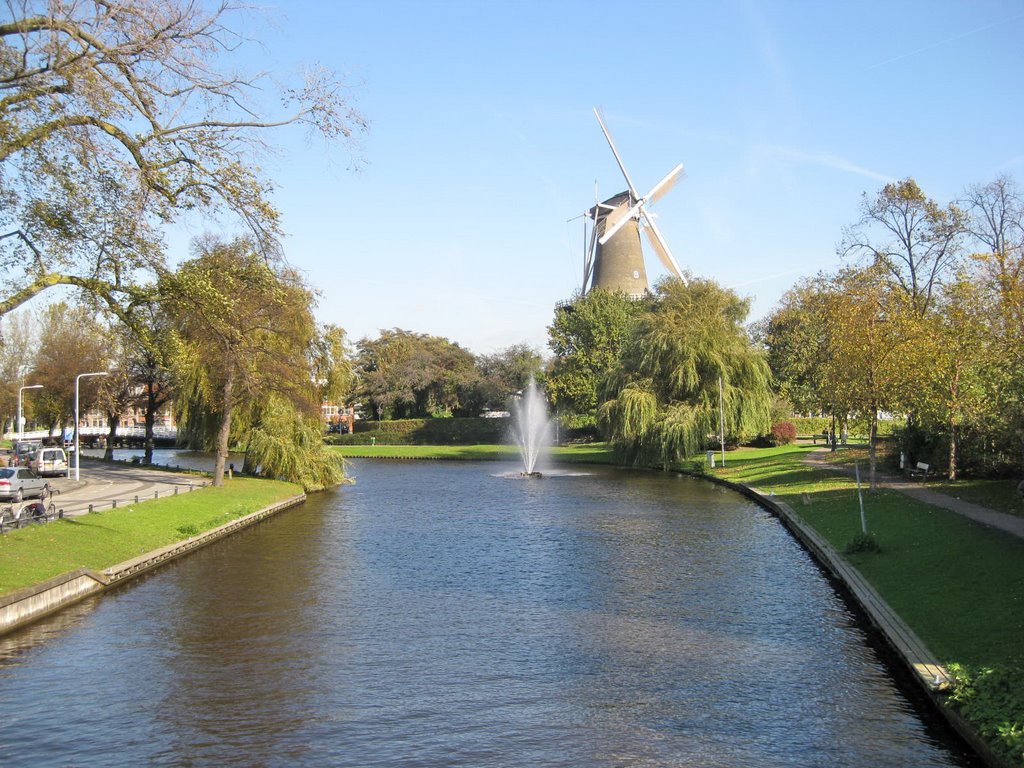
[600,164,683,245]
[593,107,639,198]
[598,201,638,245]
[583,216,599,290]
[641,209,685,282]
[648,163,684,206]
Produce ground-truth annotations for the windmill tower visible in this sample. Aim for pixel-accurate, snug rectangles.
[582,108,685,297]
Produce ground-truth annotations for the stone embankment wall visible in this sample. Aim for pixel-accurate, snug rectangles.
[706,474,1007,768]
[0,494,305,637]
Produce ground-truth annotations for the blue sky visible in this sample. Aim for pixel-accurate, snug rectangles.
[193,0,1024,354]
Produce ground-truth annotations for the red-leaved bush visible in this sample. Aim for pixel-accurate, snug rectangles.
[771,421,797,446]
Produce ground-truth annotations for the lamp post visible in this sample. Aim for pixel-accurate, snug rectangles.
[718,375,726,467]
[17,384,43,441]
[74,372,108,481]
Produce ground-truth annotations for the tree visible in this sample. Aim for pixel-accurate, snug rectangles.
[0,0,367,317]
[906,277,994,479]
[600,278,772,467]
[476,344,543,410]
[840,178,965,315]
[0,308,35,432]
[121,301,177,465]
[241,393,348,491]
[546,289,647,418]
[311,324,356,409]
[963,175,1024,305]
[161,237,337,487]
[29,302,110,437]
[96,343,136,461]
[759,275,836,416]
[962,176,1024,472]
[815,268,908,489]
[355,329,482,419]
[74,287,179,464]
[962,175,1024,367]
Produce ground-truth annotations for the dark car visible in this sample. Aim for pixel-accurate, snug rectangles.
[11,440,41,466]
[0,467,49,502]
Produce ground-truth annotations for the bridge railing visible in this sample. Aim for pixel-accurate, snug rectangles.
[2,426,178,442]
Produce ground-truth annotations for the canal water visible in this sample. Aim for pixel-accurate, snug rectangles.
[0,460,977,767]
[80,446,243,473]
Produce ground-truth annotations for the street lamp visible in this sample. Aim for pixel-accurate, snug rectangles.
[17,384,43,441]
[73,371,108,481]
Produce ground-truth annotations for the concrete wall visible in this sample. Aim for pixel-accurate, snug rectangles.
[0,569,107,635]
[703,474,1007,768]
[0,494,305,637]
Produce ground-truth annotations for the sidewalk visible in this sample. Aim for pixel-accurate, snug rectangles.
[802,447,1024,541]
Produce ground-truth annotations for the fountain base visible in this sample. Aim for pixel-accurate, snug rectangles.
[520,471,543,478]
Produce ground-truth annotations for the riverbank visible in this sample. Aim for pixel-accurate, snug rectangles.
[0,477,303,595]
[708,444,1024,768]
[329,443,617,463]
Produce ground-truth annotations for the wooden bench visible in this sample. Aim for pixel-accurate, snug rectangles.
[812,431,834,446]
[907,461,931,480]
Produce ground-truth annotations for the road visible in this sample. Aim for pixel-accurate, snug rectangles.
[42,459,210,517]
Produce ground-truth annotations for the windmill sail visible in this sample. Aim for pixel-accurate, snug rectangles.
[583,109,685,294]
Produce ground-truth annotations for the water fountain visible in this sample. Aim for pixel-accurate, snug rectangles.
[511,378,552,477]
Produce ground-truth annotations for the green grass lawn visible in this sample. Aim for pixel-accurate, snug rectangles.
[0,477,301,595]
[713,445,1024,665]
[927,476,1024,517]
[713,444,1024,765]
[551,443,617,464]
[806,444,1024,517]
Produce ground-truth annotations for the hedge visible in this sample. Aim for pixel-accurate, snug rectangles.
[324,416,606,447]
[327,417,511,446]
[790,416,898,438]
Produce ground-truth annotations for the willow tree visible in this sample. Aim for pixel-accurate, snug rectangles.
[161,238,344,489]
[600,278,772,467]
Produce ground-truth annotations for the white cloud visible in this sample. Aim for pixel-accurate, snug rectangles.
[763,144,893,183]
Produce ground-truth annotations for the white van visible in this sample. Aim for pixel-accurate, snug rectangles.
[31,447,68,477]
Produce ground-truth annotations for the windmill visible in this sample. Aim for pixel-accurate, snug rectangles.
[581,107,685,297]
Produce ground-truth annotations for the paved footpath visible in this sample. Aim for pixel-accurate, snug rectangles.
[803,447,1024,541]
[41,459,209,517]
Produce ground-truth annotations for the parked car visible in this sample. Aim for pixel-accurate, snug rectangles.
[0,467,50,502]
[30,446,68,477]
[11,440,41,466]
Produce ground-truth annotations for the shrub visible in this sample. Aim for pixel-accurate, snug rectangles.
[771,421,797,445]
[844,532,881,554]
[947,663,1024,767]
